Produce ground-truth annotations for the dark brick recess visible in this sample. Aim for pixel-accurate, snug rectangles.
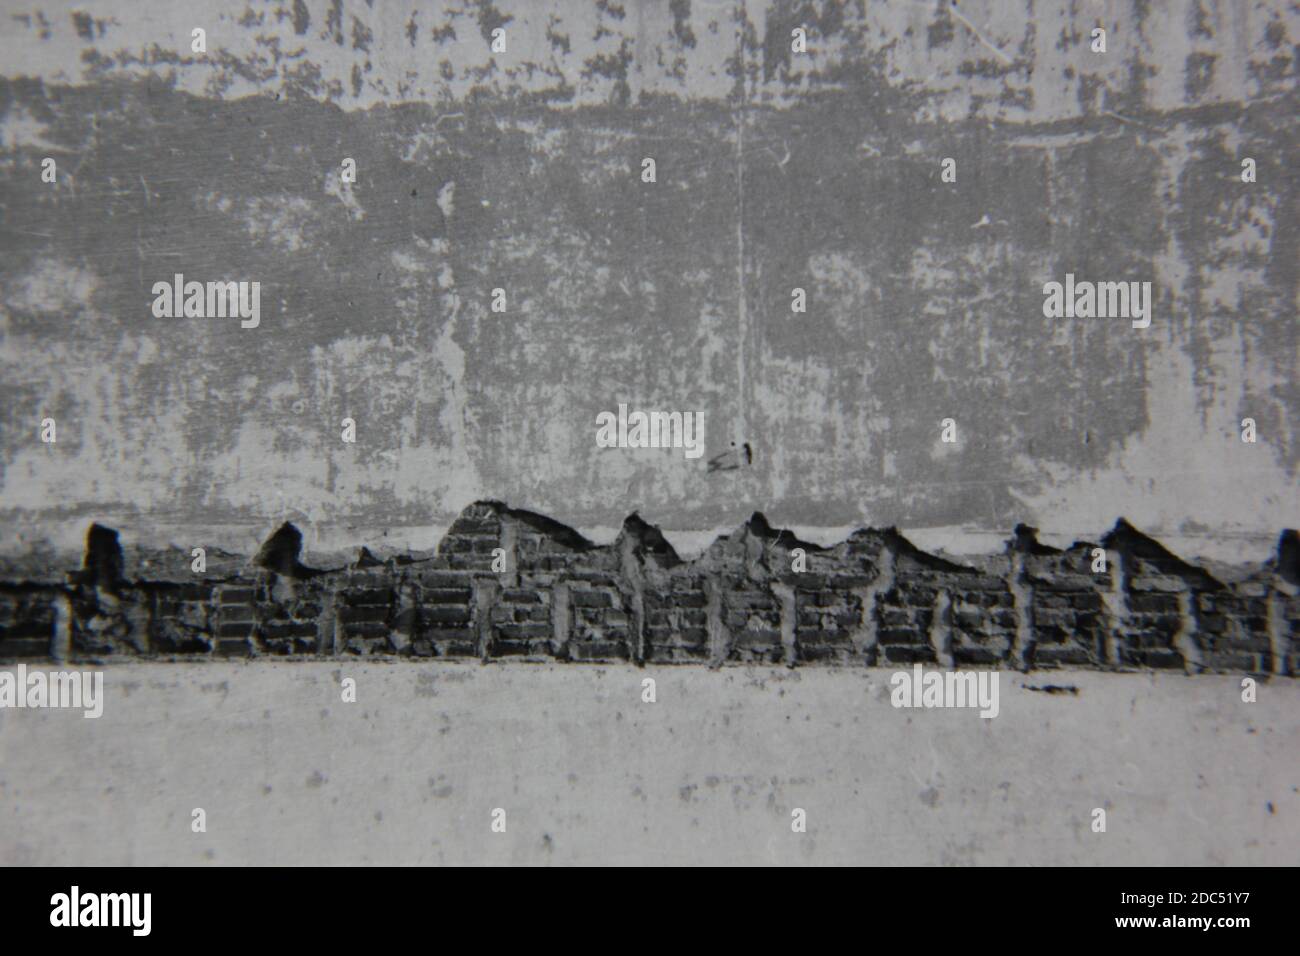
[1,503,1296,674]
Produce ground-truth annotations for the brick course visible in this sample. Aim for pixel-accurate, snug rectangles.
[0,507,1296,675]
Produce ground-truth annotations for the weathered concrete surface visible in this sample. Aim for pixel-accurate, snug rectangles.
[0,664,1295,865]
[0,1,1297,564]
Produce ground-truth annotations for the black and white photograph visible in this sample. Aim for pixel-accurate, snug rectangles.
[0,0,1294,913]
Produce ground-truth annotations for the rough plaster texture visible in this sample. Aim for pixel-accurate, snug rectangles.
[0,664,1295,865]
[0,0,1296,564]
[1,1,1297,867]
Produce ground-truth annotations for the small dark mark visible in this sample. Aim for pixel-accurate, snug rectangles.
[1267,802,1275,814]
[411,188,418,197]
[71,11,93,41]
[1023,683,1079,695]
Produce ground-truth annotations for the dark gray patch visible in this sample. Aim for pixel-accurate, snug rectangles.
[352,16,373,53]
[325,0,343,46]
[927,10,955,49]
[71,11,93,41]
[475,0,513,45]
[547,22,571,54]
[669,0,695,49]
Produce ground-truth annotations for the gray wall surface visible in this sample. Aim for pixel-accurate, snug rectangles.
[0,0,1295,563]
[0,1,1297,869]
[1,664,1295,865]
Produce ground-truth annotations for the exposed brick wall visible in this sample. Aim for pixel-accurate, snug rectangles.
[0,503,1296,675]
